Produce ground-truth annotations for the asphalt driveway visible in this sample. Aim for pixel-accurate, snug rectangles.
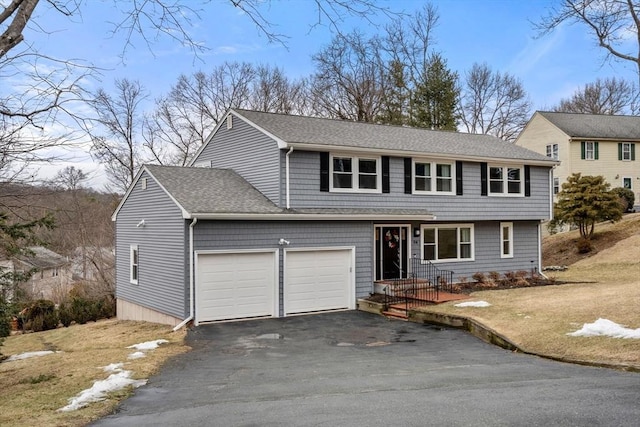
[93,311,640,426]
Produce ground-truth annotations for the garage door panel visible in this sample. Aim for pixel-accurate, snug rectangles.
[285,249,352,315]
[197,251,276,322]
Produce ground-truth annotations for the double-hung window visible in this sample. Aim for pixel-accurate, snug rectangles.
[489,165,523,196]
[553,177,560,195]
[620,143,634,161]
[331,155,380,192]
[584,141,597,160]
[413,160,454,194]
[130,245,139,284]
[546,144,559,160]
[500,222,513,258]
[421,224,474,262]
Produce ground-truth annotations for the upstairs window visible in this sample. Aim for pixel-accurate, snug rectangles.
[581,141,599,160]
[546,144,559,160]
[413,160,455,194]
[489,165,523,196]
[619,143,636,161]
[330,154,381,192]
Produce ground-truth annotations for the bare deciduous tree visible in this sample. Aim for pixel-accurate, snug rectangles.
[88,79,148,194]
[458,63,532,141]
[553,76,638,115]
[537,0,640,86]
[248,64,310,115]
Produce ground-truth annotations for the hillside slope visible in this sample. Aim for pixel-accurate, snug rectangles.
[542,213,640,267]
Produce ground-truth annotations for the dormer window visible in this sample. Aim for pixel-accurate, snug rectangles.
[330,154,381,192]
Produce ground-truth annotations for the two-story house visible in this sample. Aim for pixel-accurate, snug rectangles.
[112,109,558,326]
[516,111,639,208]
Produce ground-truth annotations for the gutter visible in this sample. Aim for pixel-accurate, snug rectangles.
[173,217,198,331]
[285,146,293,209]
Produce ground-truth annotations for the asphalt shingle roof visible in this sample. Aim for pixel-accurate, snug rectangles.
[538,111,640,140]
[233,109,554,163]
[145,165,282,215]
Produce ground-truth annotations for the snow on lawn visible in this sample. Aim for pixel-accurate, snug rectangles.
[58,338,168,412]
[567,318,640,339]
[126,339,168,351]
[455,300,491,308]
[4,350,61,362]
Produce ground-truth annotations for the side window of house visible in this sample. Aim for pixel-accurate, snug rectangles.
[619,143,636,161]
[623,177,632,189]
[500,222,513,258]
[421,224,474,262]
[553,177,560,195]
[581,141,599,160]
[489,165,523,196]
[546,144,559,160]
[130,245,139,284]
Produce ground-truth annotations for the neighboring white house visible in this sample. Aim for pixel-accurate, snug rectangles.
[516,111,639,209]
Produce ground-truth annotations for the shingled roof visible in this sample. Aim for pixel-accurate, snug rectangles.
[537,111,640,140]
[145,165,282,216]
[233,109,554,164]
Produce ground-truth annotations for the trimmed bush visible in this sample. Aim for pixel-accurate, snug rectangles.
[21,300,59,332]
[611,187,635,212]
[576,237,594,254]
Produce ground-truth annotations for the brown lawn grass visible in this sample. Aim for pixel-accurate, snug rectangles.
[420,225,640,368]
[0,319,189,427]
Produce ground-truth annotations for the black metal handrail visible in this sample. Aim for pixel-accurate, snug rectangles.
[383,257,454,313]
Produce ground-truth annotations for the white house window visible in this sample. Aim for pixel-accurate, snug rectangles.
[622,143,632,161]
[421,224,474,262]
[489,166,523,196]
[553,177,560,195]
[546,144,559,160]
[585,141,595,160]
[130,245,139,284]
[500,222,513,258]
[414,160,454,194]
[330,155,380,192]
[623,177,632,189]
[52,267,59,277]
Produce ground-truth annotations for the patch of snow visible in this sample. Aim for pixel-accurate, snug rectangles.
[126,339,168,351]
[128,351,146,360]
[102,363,124,372]
[4,350,60,362]
[455,301,491,308]
[567,318,640,339]
[256,333,282,340]
[58,371,147,412]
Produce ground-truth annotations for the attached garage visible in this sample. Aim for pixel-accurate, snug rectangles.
[195,250,278,323]
[284,248,355,315]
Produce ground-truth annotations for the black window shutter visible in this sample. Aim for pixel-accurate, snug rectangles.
[632,144,636,161]
[382,156,390,193]
[404,158,412,194]
[594,142,599,160]
[480,162,488,196]
[524,165,531,197]
[320,152,329,192]
[455,161,463,196]
[618,143,623,161]
[581,141,585,159]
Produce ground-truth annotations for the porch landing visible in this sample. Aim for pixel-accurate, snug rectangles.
[382,292,470,320]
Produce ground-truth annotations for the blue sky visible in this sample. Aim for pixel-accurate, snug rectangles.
[24,0,637,188]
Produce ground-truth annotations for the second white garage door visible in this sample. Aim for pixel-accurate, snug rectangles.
[284,248,354,315]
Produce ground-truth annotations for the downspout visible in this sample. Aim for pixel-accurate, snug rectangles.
[285,146,294,209]
[173,217,198,331]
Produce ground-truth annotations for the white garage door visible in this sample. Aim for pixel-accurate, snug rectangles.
[284,248,353,315]
[196,251,277,323]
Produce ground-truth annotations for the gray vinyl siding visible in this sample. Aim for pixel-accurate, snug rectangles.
[115,171,189,319]
[408,220,540,282]
[285,150,552,221]
[194,117,282,205]
[193,221,373,316]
